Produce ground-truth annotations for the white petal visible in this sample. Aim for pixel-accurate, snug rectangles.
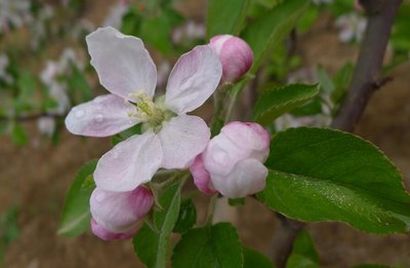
[94,131,162,191]
[211,159,267,198]
[159,115,210,169]
[65,94,138,137]
[165,45,222,114]
[86,27,157,99]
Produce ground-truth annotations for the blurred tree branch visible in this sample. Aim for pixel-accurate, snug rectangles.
[272,0,402,267]
[331,0,402,131]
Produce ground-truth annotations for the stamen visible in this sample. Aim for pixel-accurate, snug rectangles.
[127,91,169,130]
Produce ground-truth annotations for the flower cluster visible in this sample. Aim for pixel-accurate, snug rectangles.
[65,27,268,240]
[38,48,84,137]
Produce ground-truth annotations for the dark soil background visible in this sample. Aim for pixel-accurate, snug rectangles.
[1,0,410,267]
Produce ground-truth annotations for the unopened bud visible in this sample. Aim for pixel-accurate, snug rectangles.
[190,121,270,198]
[209,35,253,83]
[90,186,153,240]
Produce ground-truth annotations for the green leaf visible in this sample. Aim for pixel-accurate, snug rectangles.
[173,198,197,234]
[331,62,353,106]
[67,64,93,103]
[244,247,273,268]
[111,124,142,145]
[286,230,319,268]
[207,0,249,37]
[14,70,37,112]
[58,160,97,236]
[140,8,182,55]
[228,198,245,207]
[257,127,410,233]
[133,179,184,268]
[290,98,322,117]
[11,123,28,146]
[172,223,243,268]
[121,7,142,35]
[252,84,320,125]
[242,0,309,73]
[317,67,335,93]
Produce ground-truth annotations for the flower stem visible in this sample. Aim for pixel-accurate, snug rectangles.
[203,194,218,226]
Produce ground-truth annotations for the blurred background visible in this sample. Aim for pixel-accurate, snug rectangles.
[0,0,409,267]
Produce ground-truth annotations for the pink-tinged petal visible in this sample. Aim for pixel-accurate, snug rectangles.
[86,27,157,100]
[210,159,267,198]
[94,132,162,191]
[221,121,270,161]
[65,94,138,137]
[190,154,216,195]
[210,35,253,82]
[91,218,136,241]
[165,45,222,114]
[159,115,210,169]
[90,186,153,238]
[203,121,270,176]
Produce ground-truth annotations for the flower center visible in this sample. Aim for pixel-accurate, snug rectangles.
[128,91,173,131]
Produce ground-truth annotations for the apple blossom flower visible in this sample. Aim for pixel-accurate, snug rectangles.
[335,13,367,43]
[209,35,253,83]
[90,186,153,240]
[190,122,270,198]
[65,27,222,192]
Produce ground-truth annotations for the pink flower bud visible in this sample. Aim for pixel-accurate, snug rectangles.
[209,35,253,83]
[190,155,216,195]
[90,186,153,240]
[190,121,270,198]
[90,218,136,240]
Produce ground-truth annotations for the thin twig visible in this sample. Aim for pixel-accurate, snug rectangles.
[271,1,402,267]
[331,0,402,131]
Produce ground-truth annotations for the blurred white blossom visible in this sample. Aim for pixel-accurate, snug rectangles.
[30,4,55,50]
[69,19,95,39]
[335,13,367,43]
[172,21,205,44]
[37,116,56,137]
[156,61,171,88]
[277,66,333,131]
[103,0,129,29]
[40,48,84,116]
[0,0,32,33]
[275,113,332,131]
[0,53,13,84]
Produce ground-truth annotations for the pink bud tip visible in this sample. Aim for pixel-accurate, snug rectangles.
[190,154,217,195]
[91,218,136,240]
[209,35,253,83]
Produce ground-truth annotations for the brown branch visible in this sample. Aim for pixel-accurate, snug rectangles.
[271,1,402,267]
[271,214,305,268]
[331,0,402,131]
